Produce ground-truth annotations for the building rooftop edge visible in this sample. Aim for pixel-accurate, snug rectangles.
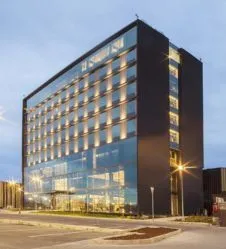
[23,19,141,102]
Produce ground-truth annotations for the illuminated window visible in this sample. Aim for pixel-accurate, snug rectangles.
[120,85,127,102]
[169,64,178,78]
[170,130,179,144]
[169,112,179,126]
[169,96,178,109]
[169,47,180,64]
[120,103,126,120]
[120,121,127,139]
[107,109,112,125]
[106,127,112,143]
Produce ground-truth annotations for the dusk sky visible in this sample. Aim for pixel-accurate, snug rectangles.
[0,0,226,181]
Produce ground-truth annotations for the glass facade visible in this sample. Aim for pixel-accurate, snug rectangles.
[169,43,181,216]
[24,27,138,213]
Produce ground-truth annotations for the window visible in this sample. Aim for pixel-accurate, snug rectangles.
[169,96,178,109]
[127,82,136,97]
[88,117,94,129]
[100,129,106,142]
[169,47,180,63]
[61,90,67,100]
[60,103,66,112]
[68,126,73,138]
[61,129,66,141]
[78,107,84,119]
[170,81,178,94]
[127,119,136,134]
[69,85,75,95]
[99,96,106,109]
[112,124,120,139]
[88,133,94,146]
[170,112,179,126]
[112,73,120,86]
[112,90,120,103]
[112,58,120,72]
[88,101,95,113]
[69,112,74,122]
[127,100,136,115]
[78,137,83,149]
[127,65,136,81]
[79,80,85,90]
[100,112,107,124]
[61,116,66,126]
[99,66,107,79]
[99,80,107,93]
[78,122,83,134]
[88,87,95,99]
[89,73,95,85]
[69,140,74,152]
[170,130,179,144]
[169,64,178,78]
[126,49,136,63]
[78,93,84,104]
[112,106,120,120]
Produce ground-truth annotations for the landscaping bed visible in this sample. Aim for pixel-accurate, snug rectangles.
[105,227,177,240]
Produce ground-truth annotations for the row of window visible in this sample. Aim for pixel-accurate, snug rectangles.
[26,81,136,131]
[169,45,180,149]
[27,50,136,118]
[26,119,136,166]
[27,100,136,145]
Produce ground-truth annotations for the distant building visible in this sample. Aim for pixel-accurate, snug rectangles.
[22,20,203,215]
[203,168,226,214]
[0,181,22,209]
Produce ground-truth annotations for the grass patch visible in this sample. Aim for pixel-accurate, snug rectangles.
[175,216,215,224]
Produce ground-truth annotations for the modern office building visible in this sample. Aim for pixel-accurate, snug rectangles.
[203,168,226,214]
[22,19,203,215]
[0,181,22,209]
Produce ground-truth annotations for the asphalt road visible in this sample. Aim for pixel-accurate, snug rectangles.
[0,212,146,230]
[0,223,107,249]
[0,212,226,249]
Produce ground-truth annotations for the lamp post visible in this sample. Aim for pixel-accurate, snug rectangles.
[178,165,185,221]
[150,186,155,222]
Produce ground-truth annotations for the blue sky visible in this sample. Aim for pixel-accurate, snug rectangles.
[0,0,226,181]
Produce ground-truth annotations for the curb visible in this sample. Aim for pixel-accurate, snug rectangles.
[92,227,182,245]
[0,218,122,233]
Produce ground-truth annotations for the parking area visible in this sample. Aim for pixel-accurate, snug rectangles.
[0,223,108,249]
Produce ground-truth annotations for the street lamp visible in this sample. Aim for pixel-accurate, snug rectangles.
[176,163,196,221]
[150,186,155,222]
[178,165,185,221]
